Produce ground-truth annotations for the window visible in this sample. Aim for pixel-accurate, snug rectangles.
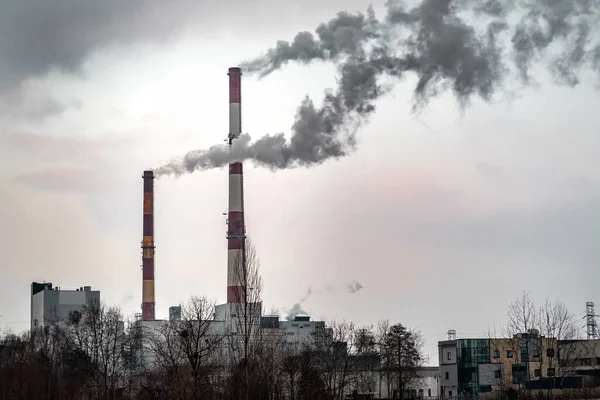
[33,319,38,327]
[445,371,449,380]
[507,350,514,358]
[547,368,555,376]
[493,350,500,359]
[449,391,453,396]
[512,365,527,384]
[533,350,540,358]
[534,369,541,377]
[494,370,502,379]
[286,332,294,336]
[447,351,452,360]
[547,348,555,357]
[479,385,492,393]
[428,389,431,397]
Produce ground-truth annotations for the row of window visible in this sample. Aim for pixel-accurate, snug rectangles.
[447,347,556,362]
[537,368,555,377]
[445,367,556,381]
[493,348,554,359]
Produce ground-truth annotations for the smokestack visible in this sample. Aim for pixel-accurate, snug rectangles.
[142,170,155,320]
[227,67,245,303]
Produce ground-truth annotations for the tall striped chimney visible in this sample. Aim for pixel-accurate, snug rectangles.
[142,170,155,320]
[227,67,245,303]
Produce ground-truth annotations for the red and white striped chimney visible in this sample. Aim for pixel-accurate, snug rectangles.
[226,67,245,304]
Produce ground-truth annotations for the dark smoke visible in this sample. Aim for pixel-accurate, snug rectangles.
[348,280,364,294]
[156,0,600,176]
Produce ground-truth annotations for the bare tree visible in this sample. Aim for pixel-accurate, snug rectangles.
[69,298,125,399]
[537,299,581,398]
[119,315,146,399]
[311,319,356,399]
[149,296,225,400]
[0,332,41,400]
[229,237,264,399]
[32,308,70,398]
[378,323,424,400]
[352,325,379,397]
[504,292,538,388]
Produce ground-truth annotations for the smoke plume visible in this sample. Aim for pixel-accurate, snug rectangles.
[286,303,309,321]
[348,280,364,294]
[156,0,600,176]
[285,287,312,321]
[283,281,363,320]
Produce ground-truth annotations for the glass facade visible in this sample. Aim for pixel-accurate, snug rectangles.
[456,339,491,396]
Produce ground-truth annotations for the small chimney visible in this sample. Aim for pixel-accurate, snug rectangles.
[142,170,156,320]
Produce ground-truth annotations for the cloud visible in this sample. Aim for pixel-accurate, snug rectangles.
[2,131,141,232]
[3,131,128,165]
[0,1,209,89]
[0,79,80,121]
[327,167,600,271]
[12,165,93,193]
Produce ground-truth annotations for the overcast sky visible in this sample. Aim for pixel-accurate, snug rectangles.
[1,0,600,363]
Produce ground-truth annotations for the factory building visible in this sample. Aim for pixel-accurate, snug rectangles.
[260,315,326,344]
[30,282,100,330]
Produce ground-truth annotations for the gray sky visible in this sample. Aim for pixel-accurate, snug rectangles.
[1,0,600,362]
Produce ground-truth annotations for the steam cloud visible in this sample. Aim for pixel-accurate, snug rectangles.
[285,281,364,320]
[348,280,364,294]
[286,288,312,321]
[156,0,600,177]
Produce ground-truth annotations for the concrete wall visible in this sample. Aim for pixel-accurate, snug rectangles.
[348,367,439,399]
[421,372,440,397]
[440,364,458,388]
[439,340,457,365]
[438,340,458,397]
[280,319,322,344]
[31,291,44,329]
[560,339,600,372]
[31,287,100,329]
[479,363,503,386]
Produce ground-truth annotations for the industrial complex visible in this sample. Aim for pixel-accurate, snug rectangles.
[133,67,325,342]
[24,67,600,399]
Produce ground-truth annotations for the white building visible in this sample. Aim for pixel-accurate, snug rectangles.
[30,282,100,330]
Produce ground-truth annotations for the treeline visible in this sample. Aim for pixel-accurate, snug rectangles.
[0,297,425,400]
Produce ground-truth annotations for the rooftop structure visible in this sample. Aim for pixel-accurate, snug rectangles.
[30,282,100,330]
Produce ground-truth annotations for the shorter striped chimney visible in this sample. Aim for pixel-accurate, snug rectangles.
[142,170,155,320]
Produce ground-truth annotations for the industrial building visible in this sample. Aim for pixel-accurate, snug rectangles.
[30,282,100,330]
[132,66,452,400]
[134,65,328,365]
